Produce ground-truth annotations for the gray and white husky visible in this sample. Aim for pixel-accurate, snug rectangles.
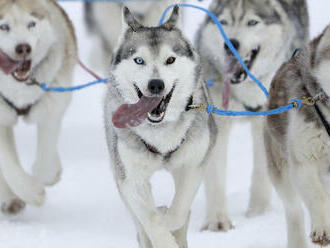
[196,0,309,231]
[84,0,177,73]
[0,0,77,214]
[265,25,330,248]
[104,6,218,248]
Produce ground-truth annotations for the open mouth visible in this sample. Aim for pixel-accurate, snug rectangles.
[135,84,175,123]
[11,60,31,82]
[225,46,260,84]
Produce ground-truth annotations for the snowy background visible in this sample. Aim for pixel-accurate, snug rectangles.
[3,0,330,247]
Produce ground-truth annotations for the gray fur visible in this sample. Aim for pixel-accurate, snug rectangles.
[112,26,194,67]
[195,0,310,232]
[265,25,330,247]
[104,7,219,248]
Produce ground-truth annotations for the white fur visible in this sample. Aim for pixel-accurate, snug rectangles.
[105,9,215,247]
[0,0,76,213]
[198,0,303,230]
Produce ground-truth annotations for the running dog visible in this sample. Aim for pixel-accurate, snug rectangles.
[265,25,330,248]
[0,0,77,214]
[196,0,309,231]
[104,6,218,248]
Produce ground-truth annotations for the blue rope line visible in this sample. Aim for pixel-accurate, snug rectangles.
[159,3,269,98]
[206,78,216,87]
[206,99,302,117]
[40,78,109,92]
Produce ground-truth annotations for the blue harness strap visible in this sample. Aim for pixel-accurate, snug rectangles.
[205,99,302,117]
[40,79,109,92]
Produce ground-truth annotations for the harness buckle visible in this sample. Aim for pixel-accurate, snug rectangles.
[302,97,315,106]
[25,78,41,87]
[189,104,207,112]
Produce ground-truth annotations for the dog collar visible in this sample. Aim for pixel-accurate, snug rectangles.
[185,96,195,111]
[141,139,184,160]
[0,94,35,116]
[314,104,330,137]
[304,89,330,137]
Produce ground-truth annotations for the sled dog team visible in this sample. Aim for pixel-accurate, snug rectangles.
[0,0,329,247]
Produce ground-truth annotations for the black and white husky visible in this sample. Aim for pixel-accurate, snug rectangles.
[196,0,309,231]
[104,6,218,248]
[265,25,330,248]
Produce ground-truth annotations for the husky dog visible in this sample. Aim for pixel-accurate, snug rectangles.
[0,0,77,214]
[265,25,330,248]
[196,0,309,231]
[104,6,218,248]
[84,0,177,73]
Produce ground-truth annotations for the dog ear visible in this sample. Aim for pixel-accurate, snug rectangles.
[162,5,179,30]
[122,7,143,32]
[315,25,330,60]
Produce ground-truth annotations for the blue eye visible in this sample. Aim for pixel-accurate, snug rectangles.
[0,24,10,31]
[248,20,259,26]
[220,19,228,25]
[28,21,36,29]
[134,57,145,65]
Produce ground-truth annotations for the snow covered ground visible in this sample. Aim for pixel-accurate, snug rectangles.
[3,0,330,247]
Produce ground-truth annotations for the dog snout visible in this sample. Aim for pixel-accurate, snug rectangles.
[15,43,32,57]
[148,79,165,95]
[224,39,240,55]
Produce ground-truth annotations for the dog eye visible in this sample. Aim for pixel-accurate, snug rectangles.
[220,19,228,26]
[134,57,145,65]
[28,21,36,29]
[166,57,176,65]
[0,24,10,32]
[247,20,259,26]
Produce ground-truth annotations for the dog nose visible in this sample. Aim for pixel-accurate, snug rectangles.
[224,39,240,53]
[15,43,32,57]
[148,79,165,94]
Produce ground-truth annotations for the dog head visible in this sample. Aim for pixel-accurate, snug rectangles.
[0,0,55,82]
[111,6,199,126]
[200,0,306,85]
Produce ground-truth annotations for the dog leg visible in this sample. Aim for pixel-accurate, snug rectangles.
[171,211,190,248]
[247,118,272,217]
[119,179,179,248]
[291,155,330,246]
[203,118,233,232]
[265,133,308,248]
[0,126,45,206]
[0,170,25,216]
[27,82,72,186]
[131,214,153,248]
[166,166,203,233]
[33,117,63,186]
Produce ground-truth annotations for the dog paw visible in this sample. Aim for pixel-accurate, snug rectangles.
[311,228,330,246]
[1,198,26,216]
[201,219,234,232]
[33,160,62,186]
[7,173,45,206]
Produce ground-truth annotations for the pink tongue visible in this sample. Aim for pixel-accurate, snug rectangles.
[221,58,237,110]
[0,51,21,75]
[222,78,231,110]
[112,96,162,128]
